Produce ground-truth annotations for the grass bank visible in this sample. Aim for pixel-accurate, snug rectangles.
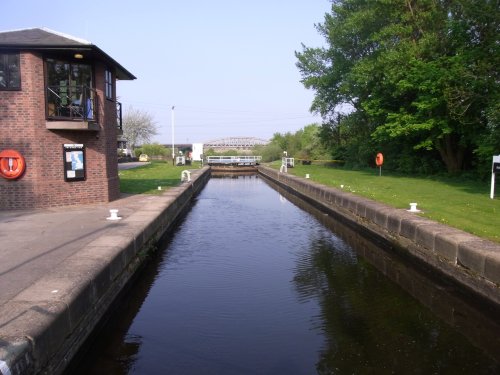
[119,160,202,194]
[271,162,500,243]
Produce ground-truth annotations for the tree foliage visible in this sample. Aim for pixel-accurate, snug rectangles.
[255,124,331,162]
[123,107,158,150]
[296,0,499,174]
[137,143,169,157]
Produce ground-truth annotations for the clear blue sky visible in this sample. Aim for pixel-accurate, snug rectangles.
[3,0,330,144]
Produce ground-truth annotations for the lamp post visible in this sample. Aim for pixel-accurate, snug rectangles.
[171,106,175,165]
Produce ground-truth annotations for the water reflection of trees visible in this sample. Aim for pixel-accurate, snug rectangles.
[65,221,183,375]
[290,200,500,374]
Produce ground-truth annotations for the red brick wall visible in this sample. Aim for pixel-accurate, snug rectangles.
[0,52,121,209]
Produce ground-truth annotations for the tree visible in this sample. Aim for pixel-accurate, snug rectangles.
[296,0,500,174]
[141,143,169,157]
[255,124,329,162]
[122,107,158,150]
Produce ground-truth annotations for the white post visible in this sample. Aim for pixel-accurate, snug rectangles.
[491,172,495,199]
[171,106,175,165]
[491,155,500,199]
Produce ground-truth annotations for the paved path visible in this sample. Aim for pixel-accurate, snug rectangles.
[0,193,155,304]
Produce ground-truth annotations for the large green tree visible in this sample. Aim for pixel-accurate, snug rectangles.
[297,0,499,173]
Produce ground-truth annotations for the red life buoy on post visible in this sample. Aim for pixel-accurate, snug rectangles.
[375,153,384,167]
[0,149,26,180]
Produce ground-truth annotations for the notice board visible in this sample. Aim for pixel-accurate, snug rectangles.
[63,144,86,181]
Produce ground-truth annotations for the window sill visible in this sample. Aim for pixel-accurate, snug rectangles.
[46,120,100,131]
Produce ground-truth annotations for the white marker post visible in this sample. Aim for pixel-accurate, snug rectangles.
[491,155,500,199]
[171,106,175,166]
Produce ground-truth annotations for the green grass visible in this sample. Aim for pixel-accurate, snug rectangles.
[270,162,500,243]
[119,160,202,194]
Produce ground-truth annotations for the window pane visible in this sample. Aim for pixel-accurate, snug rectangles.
[45,59,94,117]
[0,56,6,88]
[0,54,20,89]
[105,69,113,99]
[46,59,70,87]
[8,54,20,88]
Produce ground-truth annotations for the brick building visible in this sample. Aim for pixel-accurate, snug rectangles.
[0,28,135,209]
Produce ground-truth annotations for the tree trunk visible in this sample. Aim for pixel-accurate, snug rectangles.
[436,134,465,173]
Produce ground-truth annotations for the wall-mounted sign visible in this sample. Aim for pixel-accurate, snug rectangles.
[63,144,86,181]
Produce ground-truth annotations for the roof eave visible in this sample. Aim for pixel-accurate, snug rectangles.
[0,43,136,81]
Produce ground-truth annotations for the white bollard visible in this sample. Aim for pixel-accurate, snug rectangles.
[408,203,420,212]
[181,170,191,182]
[107,209,122,220]
[305,174,310,179]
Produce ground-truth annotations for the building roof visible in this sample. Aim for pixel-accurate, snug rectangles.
[0,28,136,80]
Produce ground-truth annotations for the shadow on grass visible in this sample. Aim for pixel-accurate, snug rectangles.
[295,165,491,196]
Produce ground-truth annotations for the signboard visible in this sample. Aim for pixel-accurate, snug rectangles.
[63,144,86,181]
[493,162,500,173]
[192,143,204,161]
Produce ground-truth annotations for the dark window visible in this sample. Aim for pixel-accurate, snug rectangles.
[0,53,21,90]
[45,59,96,120]
[105,69,113,100]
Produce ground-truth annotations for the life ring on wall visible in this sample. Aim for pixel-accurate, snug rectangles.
[0,149,26,180]
[375,152,384,167]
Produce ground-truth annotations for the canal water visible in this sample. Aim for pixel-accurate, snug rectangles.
[69,175,500,374]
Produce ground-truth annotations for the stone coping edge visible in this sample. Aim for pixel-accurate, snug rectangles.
[0,167,211,375]
[258,165,500,306]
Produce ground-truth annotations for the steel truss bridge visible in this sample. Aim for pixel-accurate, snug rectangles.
[203,136,269,151]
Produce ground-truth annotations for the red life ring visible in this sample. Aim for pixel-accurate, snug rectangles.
[0,149,26,180]
[375,153,384,167]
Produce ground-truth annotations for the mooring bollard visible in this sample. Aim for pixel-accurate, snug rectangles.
[107,209,122,220]
[181,170,191,182]
[408,203,420,212]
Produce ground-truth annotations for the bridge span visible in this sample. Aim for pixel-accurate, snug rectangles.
[206,155,262,166]
[203,136,269,152]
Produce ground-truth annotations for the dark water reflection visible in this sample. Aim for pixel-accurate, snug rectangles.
[69,175,500,374]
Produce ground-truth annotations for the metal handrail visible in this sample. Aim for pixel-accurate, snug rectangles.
[206,156,262,165]
[46,85,98,122]
[206,156,262,162]
[282,157,295,168]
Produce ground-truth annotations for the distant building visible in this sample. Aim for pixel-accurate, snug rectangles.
[203,137,269,153]
[0,28,136,209]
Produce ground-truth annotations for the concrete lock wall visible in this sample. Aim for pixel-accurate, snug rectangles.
[258,165,500,307]
[0,167,211,375]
